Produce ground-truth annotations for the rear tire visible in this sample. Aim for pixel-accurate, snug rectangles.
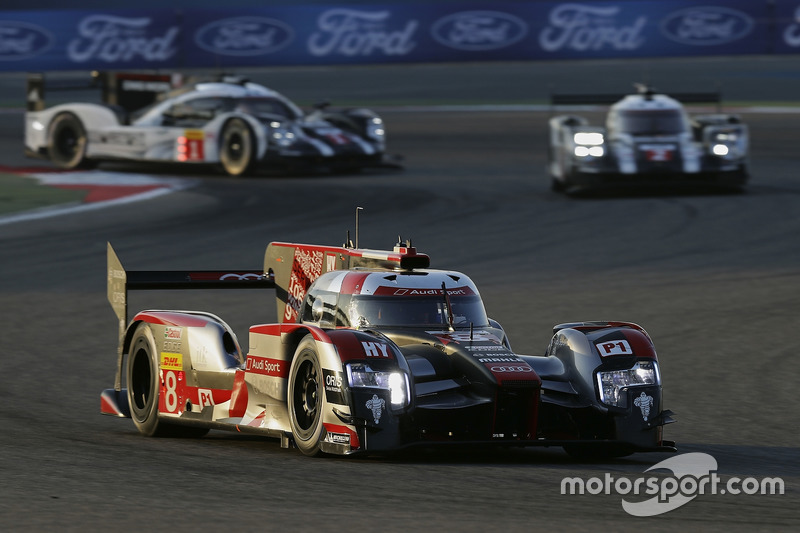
[47,113,95,169]
[288,335,325,456]
[126,324,208,438]
[219,118,255,176]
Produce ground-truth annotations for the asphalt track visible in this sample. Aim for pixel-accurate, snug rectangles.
[1,58,799,531]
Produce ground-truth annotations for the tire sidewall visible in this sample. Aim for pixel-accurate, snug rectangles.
[126,324,161,437]
[48,113,87,169]
[287,336,325,456]
[219,118,255,176]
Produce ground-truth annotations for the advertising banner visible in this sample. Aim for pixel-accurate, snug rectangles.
[0,2,797,72]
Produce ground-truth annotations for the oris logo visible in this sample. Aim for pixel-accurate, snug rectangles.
[431,11,528,51]
[195,17,294,56]
[0,21,53,61]
[660,7,753,46]
[490,365,533,373]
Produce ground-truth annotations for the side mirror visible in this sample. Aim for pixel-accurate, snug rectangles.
[311,298,325,322]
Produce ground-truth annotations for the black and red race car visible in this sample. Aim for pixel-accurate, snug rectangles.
[101,236,675,457]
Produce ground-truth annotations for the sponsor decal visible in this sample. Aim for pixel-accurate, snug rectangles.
[596,339,633,357]
[469,345,509,351]
[308,9,418,57]
[633,391,654,421]
[477,355,521,363]
[365,393,385,424]
[194,16,294,56]
[385,287,474,296]
[284,247,324,322]
[160,351,182,371]
[660,7,753,46]
[67,15,179,63]
[431,10,528,51]
[164,327,182,340]
[539,4,646,52]
[90,131,146,148]
[361,341,391,358]
[0,21,53,61]
[489,365,534,373]
[245,355,287,377]
[325,432,351,445]
[324,370,346,404]
[219,272,262,281]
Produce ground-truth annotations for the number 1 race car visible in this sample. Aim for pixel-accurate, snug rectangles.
[548,84,749,193]
[101,237,676,458]
[24,72,390,176]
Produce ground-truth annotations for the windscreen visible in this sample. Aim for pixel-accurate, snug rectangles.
[338,294,489,328]
[616,109,687,135]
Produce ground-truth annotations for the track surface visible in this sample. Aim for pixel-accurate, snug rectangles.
[1,59,799,531]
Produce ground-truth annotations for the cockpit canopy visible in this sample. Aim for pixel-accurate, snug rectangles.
[607,94,690,137]
[299,270,490,329]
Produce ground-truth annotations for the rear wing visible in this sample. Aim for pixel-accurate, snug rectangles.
[27,71,179,113]
[107,243,273,388]
[550,90,722,112]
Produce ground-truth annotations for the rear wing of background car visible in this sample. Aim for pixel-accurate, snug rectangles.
[550,88,722,112]
[27,71,180,113]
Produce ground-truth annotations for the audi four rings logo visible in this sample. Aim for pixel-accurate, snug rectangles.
[219,273,262,280]
[490,365,532,373]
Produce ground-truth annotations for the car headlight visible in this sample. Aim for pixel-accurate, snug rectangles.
[346,362,408,407]
[367,117,385,140]
[270,121,296,147]
[597,360,660,408]
[573,132,604,157]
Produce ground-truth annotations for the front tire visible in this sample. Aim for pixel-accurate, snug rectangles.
[287,335,326,456]
[47,113,95,169]
[219,118,256,176]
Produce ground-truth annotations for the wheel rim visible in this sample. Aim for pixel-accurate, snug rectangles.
[292,358,319,434]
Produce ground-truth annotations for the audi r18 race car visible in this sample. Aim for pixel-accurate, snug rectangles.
[548,84,749,193]
[24,72,390,176]
[101,235,676,458]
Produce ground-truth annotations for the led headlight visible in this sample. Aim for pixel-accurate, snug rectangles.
[270,121,296,147]
[346,362,409,407]
[597,360,660,408]
[367,117,385,141]
[573,132,605,157]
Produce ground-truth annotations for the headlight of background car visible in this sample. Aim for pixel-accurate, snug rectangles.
[596,360,660,408]
[711,131,737,157]
[346,362,409,407]
[270,121,296,147]
[366,117,385,141]
[573,132,605,158]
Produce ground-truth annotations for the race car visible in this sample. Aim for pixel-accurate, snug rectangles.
[548,84,749,193]
[24,71,390,176]
[101,235,676,458]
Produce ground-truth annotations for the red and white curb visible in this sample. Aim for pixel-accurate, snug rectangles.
[0,169,195,226]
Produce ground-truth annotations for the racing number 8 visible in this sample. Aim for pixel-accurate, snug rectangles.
[163,370,179,413]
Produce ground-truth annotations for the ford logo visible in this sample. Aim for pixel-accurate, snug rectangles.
[660,7,753,46]
[0,21,53,61]
[194,16,294,56]
[431,10,527,51]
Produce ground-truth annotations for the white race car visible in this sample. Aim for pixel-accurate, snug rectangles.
[548,85,749,193]
[24,72,390,176]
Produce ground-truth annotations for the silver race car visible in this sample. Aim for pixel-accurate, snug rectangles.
[24,72,390,176]
[548,85,749,193]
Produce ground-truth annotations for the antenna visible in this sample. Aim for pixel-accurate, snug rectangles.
[355,206,363,249]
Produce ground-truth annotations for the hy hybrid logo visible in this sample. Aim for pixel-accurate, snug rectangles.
[562,452,784,516]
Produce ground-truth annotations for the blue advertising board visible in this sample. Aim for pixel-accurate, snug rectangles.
[0,1,799,72]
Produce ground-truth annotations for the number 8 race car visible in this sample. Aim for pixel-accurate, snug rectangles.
[24,71,391,176]
[101,235,676,458]
[548,84,749,194]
